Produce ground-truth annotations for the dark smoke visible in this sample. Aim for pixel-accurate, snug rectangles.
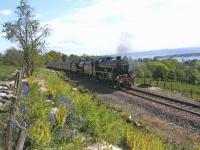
[117,32,134,54]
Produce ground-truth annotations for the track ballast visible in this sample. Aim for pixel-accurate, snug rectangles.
[121,86,200,116]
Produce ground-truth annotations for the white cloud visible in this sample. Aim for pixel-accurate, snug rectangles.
[45,0,200,55]
[35,14,42,19]
[0,9,12,16]
[0,32,6,37]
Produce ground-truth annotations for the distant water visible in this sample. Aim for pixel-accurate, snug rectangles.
[111,47,200,61]
[125,54,200,61]
[123,53,200,61]
[165,56,200,62]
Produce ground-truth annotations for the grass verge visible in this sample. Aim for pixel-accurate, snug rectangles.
[135,78,200,101]
[0,65,17,81]
[20,69,172,149]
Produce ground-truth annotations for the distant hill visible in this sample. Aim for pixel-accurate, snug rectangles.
[112,47,200,59]
[154,53,200,59]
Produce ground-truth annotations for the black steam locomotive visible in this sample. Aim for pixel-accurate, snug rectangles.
[47,56,134,88]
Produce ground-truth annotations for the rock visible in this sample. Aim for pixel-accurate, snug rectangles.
[0,92,15,100]
[58,96,73,107]
[0,83,9,87]
[0,90,12,95]
[46,99,52,103]
[126,115,143,128]
[0,86,8,90]
[8,81,15,87]
[0,97,11,101]
[50,107,58,115]
[133,121,143,128]
[50,107,58,124]
[87,141,122,150]
[40,87,47,92]
[72,87,77,91]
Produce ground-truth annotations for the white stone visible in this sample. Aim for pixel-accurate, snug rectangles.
[0,92,14,99]
[8,81,15,87]
[0,93,7,97]
[22,79,28,82]
[40,87,47,92]
[0,86,8,90]
[50,107,58,115]
[46,99,52,103]
[72,87,77,91]
[87,141,122,150]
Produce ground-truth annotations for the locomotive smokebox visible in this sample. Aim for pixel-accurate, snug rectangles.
[117,56,121,60]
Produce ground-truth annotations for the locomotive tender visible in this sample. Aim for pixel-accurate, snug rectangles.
[47,56,134,88]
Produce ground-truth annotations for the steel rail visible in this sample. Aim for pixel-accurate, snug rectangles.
[53,69,200,116]
[121,86,200,116]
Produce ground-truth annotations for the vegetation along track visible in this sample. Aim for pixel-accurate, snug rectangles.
[121,86,200,116]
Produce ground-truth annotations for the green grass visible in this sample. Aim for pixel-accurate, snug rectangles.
[136,78,200,101]
[36,69,169,149]
[0,65,17,81]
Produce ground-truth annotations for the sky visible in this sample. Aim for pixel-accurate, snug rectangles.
[0,0,200,55]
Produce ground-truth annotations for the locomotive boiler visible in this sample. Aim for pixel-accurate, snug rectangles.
[47,56,134,88]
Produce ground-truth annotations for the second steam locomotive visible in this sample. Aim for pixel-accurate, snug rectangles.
[47,56,134,88]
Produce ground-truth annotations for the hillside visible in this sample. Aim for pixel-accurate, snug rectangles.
[155,53,200,60]
[112,47,200,59]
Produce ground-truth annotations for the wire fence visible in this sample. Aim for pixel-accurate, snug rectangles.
[136,78,200,101]
[3,70,26,150]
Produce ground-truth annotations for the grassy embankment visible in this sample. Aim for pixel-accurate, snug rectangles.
[20,68,173,149]
[135,78,200,101]
[1,68,199,149]
[0,65,17,81]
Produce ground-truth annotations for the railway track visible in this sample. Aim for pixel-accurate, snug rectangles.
[55,70,200,117]
[121,86,200,116]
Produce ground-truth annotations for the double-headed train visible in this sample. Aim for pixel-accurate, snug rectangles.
[47,56,134,88]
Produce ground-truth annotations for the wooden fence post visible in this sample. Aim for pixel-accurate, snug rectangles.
[4,96,17,150]
[15,128,27,150]
[4,71,22,150]
[15,70,26,150]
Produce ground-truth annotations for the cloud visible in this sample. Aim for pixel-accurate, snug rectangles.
[35,14,42,19]
[46,0,136,55]
[0,9,12,16]
[0,31,5,36]
[45,0,200,55]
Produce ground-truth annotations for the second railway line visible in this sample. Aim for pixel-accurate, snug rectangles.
[121,86,200,117]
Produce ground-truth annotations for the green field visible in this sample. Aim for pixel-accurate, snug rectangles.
[135,78,200,101]
[0,65,17,81]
